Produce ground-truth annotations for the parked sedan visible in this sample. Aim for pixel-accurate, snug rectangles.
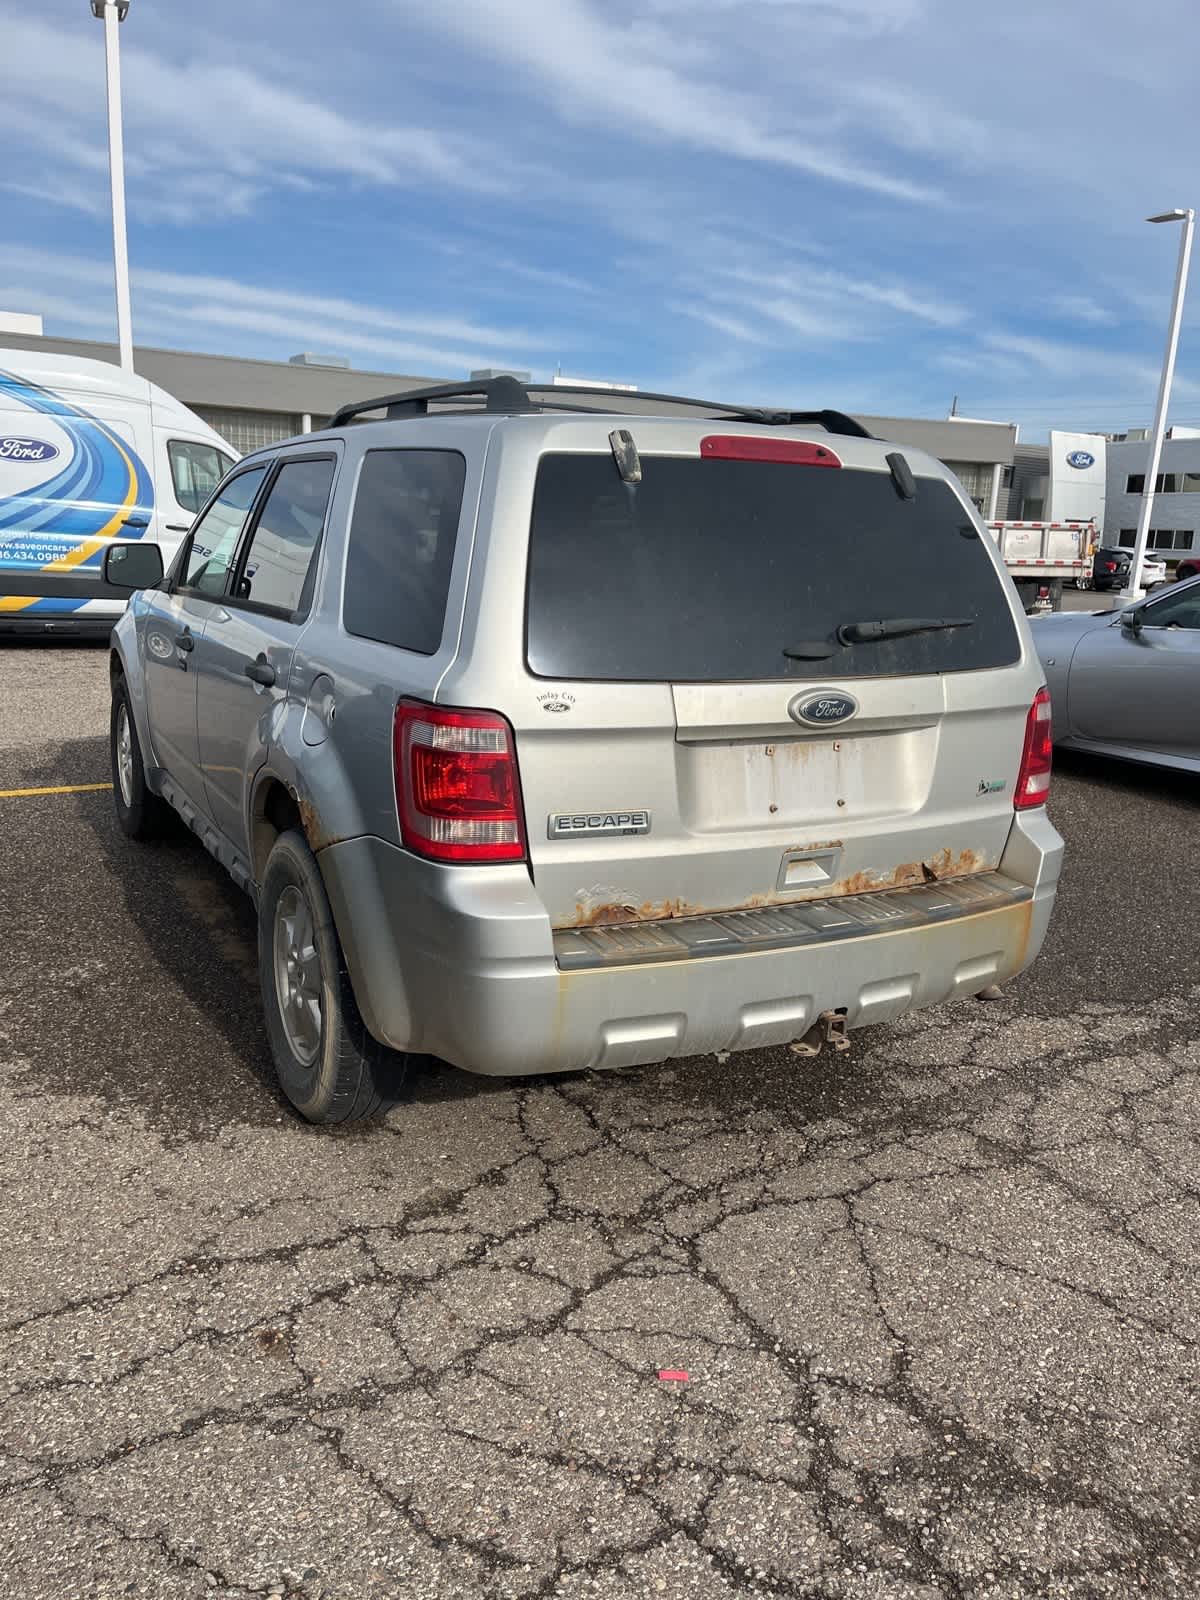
[1032,575,1200,773]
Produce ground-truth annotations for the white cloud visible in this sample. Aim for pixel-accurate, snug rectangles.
[2,14,504,223]
[1050,294,1118,328]
[703,262,968,339]
[0,246,559,377]
[424,0,941,204]
[668,304,772,344]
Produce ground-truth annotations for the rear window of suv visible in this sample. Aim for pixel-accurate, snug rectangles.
[526,452,1021,681]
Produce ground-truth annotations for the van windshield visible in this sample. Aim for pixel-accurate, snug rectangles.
[525,452,1021,682]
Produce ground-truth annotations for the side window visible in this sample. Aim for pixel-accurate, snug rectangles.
[235,457,335,616]
[169,440,236,514]
[343,449,466,654]
[182,466,268,595]
[1142,586,1200,631]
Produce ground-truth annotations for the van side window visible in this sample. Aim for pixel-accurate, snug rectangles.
[182,466,268,596]
[169,440,235,514]
[234,457,335,617]
[343,449,466,654]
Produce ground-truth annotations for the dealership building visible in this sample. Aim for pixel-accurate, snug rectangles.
[0,325,1020,516]
[1010,426,1200,569]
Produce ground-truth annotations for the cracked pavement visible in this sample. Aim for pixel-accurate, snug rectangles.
[0,644,1197,1599]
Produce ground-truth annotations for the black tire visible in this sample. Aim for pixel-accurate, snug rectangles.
[110,673,171,840]
[258,829,407,1123]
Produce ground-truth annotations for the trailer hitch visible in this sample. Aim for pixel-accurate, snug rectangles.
[789,1010,851,1058]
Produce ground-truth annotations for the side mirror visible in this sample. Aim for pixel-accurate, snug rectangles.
[103,541,164,591]
[1120,607,1143,633]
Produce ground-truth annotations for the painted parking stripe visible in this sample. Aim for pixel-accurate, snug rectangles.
[0,782,112,798]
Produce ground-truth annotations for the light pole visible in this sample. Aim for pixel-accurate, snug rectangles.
[1122,207,1195,601]
[90,0,135,373]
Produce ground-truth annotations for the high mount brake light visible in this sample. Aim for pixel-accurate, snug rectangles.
[700,435,842,467]
[393,700,526,864]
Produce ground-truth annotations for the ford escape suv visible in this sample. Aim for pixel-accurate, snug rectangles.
[106,378,1063,1123]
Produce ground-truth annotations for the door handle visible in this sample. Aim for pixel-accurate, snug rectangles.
[244,656,276,687]
[123,513,151,528]
[174,630,194,652]
[165,522,191,533]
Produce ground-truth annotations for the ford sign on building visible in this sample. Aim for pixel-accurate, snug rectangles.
[1047,430,1106,525]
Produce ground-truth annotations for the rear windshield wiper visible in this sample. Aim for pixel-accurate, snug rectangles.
[783,615,975,661]
[836,616,974,645]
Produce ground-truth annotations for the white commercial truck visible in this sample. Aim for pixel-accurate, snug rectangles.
[986,518,1097,613]
[0,348,235,637]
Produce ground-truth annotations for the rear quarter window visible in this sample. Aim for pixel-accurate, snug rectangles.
[526,452,1021,681]
[342,449,466,655]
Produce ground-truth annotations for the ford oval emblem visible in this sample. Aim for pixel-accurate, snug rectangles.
[1066,450,1095,469]
[0,436,60,464]
[789,691,859,727]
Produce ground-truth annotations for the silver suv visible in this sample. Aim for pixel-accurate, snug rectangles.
[106,378,1063,1123]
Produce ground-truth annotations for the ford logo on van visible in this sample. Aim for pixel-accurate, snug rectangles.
[790,691,859,727]
[1066,450,1095,469]
[0,436,60,464]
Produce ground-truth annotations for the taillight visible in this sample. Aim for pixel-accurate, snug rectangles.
[1104,560,1118,573]
[1014,688,1052,810]
[700,435,842,467]
[393,700,526,864]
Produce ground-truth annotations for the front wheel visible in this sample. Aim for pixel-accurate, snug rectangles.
[258,829,407,1123]
[110,675,171,840]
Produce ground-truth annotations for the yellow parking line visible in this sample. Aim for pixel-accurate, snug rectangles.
[0,782,113,798]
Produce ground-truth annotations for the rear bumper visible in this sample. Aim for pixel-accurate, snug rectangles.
[320,810,1063,1077]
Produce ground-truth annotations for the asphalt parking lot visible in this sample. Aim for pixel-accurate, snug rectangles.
[0,641,1196,1600]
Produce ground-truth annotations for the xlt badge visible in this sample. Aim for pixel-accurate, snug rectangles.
[549,810,651,840]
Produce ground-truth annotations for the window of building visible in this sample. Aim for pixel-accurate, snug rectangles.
[1183,473,1200,494]
[236,458,335,616]
[1125,471,1182,494]
[943,460,991,512]
[182,467,268,595]
[1116,528,1193,551]
[192,407,302,455]
[343,450,467,655]
[168,440,234,514]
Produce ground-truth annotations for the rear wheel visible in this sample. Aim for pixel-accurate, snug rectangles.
[110,674,170,840]
[258,829,407,1123]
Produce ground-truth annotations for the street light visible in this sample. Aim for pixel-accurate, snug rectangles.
[90,0,134,372]
[1122,207,1195,600]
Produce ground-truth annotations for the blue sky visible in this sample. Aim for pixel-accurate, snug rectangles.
[3,0,1200,436]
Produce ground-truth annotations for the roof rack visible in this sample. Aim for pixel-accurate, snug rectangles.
[327,378,874,438]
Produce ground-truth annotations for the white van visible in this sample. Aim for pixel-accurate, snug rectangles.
[0,348,236,637]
